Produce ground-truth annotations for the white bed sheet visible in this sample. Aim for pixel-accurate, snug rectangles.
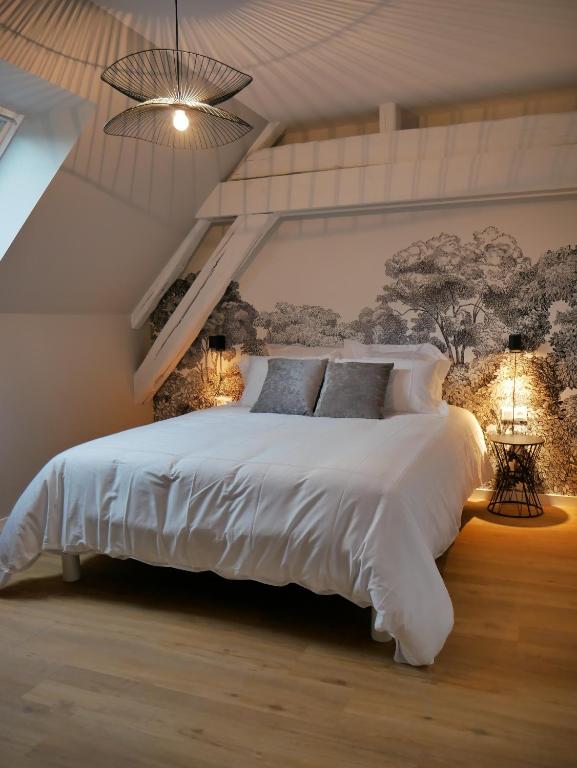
[0,405,490,665]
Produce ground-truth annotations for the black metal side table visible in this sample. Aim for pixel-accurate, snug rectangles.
[487,433,544,518]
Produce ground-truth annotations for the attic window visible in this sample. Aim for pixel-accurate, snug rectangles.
[0,106,23,159]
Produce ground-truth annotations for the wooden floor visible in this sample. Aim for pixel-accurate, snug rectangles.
[1,500,576,768]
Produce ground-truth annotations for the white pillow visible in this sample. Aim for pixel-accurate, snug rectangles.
[238,347,338,407]
[341,341,451,402]
[337,356,449,415]
[266,344,342,359]
[343,340,446,361]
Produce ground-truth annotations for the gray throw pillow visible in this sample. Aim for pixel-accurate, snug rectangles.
[314,361,394,419]
[250,358,328,416]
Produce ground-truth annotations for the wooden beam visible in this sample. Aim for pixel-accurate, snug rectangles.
[245,122,285,155]
[379,102,402,132]
[133,213,278,403]
[131,124,285,331]
[230,122,285,180]
[198,144,577,220]
[131,220,212,330]
[229,112,577,182]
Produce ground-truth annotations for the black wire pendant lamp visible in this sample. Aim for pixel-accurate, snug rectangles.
[101,0,253,150]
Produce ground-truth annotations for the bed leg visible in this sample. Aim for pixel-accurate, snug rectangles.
[61,554,81,583]
[371,607,393,643]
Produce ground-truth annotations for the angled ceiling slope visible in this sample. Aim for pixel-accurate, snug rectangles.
[96,0,577,123]
[0,0,264,314]
[0,60,94,261]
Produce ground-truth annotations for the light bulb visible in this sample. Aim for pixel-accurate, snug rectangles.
[172,109,189,132]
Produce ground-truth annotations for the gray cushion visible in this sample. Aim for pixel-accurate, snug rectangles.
[314,361,394,419]
[250,358,328,416]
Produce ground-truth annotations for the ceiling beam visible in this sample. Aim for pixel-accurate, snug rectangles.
[131,219,212,330]
[228,111,577,183]
[130,122,286,331]
[379,102,402,132]
[133,213,278,403]
[199,144,577,219]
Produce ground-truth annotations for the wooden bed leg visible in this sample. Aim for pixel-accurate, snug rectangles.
[61,554,81,583]
[371,607,393,643]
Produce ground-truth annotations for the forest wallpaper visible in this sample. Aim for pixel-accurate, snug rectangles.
[151,225,577,496]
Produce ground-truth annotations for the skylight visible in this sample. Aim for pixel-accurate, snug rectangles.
[0,106,23,159]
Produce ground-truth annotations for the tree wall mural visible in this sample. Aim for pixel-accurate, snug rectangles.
[151,228,577,495]
[151,275,265,420]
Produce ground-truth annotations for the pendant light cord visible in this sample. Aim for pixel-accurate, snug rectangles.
[512,351,517,435]
[175,0,179,51]
[175,0,181,99]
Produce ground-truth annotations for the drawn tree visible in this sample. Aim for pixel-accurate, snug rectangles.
[532,244,577,390]
[151,276,261,417]
[256,302,354,346]
[377,227,548,364]
[150,278,190,342]
[167,277,261,384]
[348,304,409,344]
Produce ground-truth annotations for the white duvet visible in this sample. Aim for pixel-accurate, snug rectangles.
[0,405,490,665]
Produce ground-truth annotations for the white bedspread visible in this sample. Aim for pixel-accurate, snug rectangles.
[0,405,490,665]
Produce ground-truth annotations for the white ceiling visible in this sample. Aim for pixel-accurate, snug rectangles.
[95,0,577,123]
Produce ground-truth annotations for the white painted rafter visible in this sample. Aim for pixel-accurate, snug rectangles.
[379,102,402,132]
[131,219,212,330]
[131,121,285,332]
[130,122,286,401]
[199,143,577,220]
[239,121,285,159]
[134,213,278,404]
[226,111,577,185]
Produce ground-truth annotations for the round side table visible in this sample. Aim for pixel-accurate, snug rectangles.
[487,433,544,518]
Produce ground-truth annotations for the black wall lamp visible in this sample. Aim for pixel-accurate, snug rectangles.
[208,335,226,352]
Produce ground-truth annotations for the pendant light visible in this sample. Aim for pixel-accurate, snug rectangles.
[101,0,253,150]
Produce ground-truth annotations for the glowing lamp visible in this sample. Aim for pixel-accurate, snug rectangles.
[172,109,189,132]
[215,395,234,407]
[209,335,227,407]
[500,405,528,425]
[506,333,524,434]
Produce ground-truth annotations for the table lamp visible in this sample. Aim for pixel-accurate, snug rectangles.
[507,333,523,434]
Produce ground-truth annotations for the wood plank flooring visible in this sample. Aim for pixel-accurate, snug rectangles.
[1,500,576,768]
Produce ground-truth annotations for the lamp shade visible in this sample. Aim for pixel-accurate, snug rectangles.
[208,334,226,352]
[100,2,254,150]
[508,334,524,353]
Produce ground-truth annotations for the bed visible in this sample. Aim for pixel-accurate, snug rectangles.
[0,404,489,665]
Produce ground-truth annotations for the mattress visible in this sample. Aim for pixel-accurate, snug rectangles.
[0,405,490,665]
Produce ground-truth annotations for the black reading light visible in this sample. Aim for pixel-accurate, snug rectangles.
[208,335,226,401]
[208,335,226,352]
[508,334,524,353]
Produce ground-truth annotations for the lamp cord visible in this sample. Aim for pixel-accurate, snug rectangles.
[512,352,517,435]
[175,0,181,99]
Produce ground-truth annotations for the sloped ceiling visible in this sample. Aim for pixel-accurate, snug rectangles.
[95,0,577,123]
[0,0,264,313]
[0,60,94,261]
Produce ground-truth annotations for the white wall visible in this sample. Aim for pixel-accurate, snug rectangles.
[239,196,577,320]
[0,313,151,520]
